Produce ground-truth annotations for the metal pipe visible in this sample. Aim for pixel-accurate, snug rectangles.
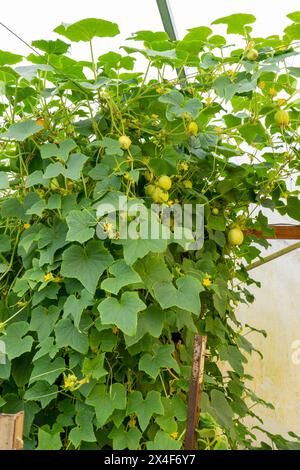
[156,0,187,82]
[156,0,179,42]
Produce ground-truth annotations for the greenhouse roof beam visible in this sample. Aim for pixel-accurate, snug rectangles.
[156,0,179,42]
[156,0,186,83]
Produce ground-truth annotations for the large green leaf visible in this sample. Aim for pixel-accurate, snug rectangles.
[37,424,62,450]
[55,318,89,354]
[156,395,186,433]
[43,153,88,181]
[287,196,300,222]
[127,391,164,431]
[82,354,107,380]
[109,425,141,450]
[0,120,43,141]
[284,23,300,40]
[69,407,96,447]
[33,337,58,362]
[0,234,11,252]
[0,50,22,66]
[139,344,180,379]
[32,39,70,55]
[30,356,65,385]
[147,430,181,450]
[98,292,146,336]
[63,290,93,328]
[153,275,203,315]
[54,18,120,42]
[287,11,300,22]
[212,13,256,35]
[38,221,68,266]
[101,259,142,294]
[24,381,58,408]
[120,235,168,266]
[1,322,33,360]
[61,240,114,294]
[29,306,60,342]
[86,383,126,427]
[66,210,96,244]
[41,139,77,162]
[1,198,27,221]
[124,305,165,347]
[202,389,234,431]
[134,253,172,291]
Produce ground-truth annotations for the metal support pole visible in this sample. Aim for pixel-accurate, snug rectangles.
[156,0,186,83]
[156,0,179,42]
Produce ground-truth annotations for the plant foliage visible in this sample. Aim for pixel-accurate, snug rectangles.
[0,12,300,450]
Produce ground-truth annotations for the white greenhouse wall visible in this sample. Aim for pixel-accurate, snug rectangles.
[238,239,300,438]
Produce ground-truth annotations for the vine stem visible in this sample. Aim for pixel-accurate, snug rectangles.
[0,304,28,327]
[246,241,300,271]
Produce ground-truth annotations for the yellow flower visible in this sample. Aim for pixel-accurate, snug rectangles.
[170,432,179,440]
[258,81,266,89]
[181,162,189,172]
[44,272,54,282]
[23,223,31,230]
[246,41,255,50]
[277,98,287,107]
[78,376,90,386]
[112,326,119,335]
[52,276,64,283]
[156,87,165,94]
[226,69,234,77]
[175,266,182,275]
[150,114,159,119]
[124,172,131,180]
[36,189,45,197]
[214,126,222,135]
[183,180,193,189]
[142,157,150,166]
[128,416,137,428]
[63,373,77,391]
[205,97,213,105]
[103,222,114,233]
[202,277,212,287]
[269,87,277,97]
[167,200,174,206]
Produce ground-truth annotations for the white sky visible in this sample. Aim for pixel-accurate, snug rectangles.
[1,0,300,61]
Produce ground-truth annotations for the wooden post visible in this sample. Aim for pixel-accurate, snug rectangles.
[184,335,207,450]
[0,412,24,450]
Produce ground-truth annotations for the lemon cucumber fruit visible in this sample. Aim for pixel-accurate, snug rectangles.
[187,121,199,136]
[119,135,132,150]
[246,48,259,61]
[228,227,244,246]
[157,175,172,191]
[274,110,290,128]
